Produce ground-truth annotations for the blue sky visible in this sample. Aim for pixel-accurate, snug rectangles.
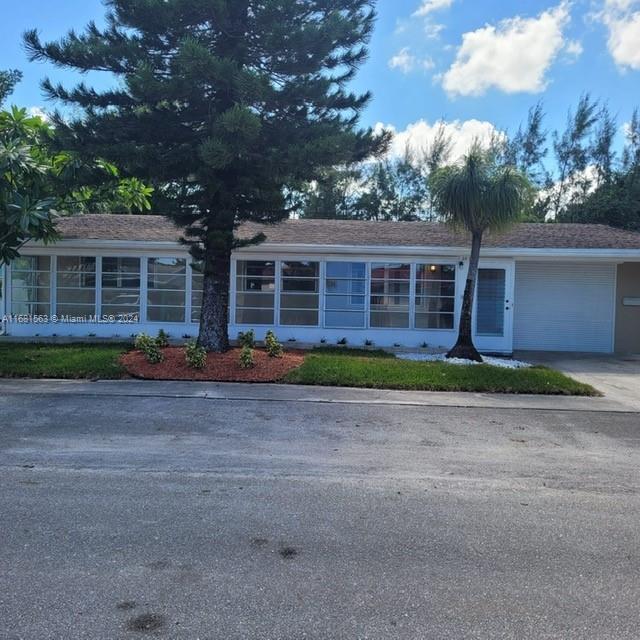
[3,0,640,154]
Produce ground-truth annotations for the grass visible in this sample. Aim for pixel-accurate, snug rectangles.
[0,343,130,379]
[284,348,598,396]
[0,343,598,396]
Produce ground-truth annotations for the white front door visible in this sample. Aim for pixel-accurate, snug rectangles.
[473,261,515,354]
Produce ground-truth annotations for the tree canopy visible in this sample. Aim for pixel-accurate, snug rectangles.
[26,0,389,350]
[0,96,153,264]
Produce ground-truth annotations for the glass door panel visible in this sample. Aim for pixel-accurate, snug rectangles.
[476,269,506,337]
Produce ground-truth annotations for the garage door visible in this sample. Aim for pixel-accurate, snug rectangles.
[514,262,616,353]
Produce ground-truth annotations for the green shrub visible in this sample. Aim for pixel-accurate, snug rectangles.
[238,329,256,349]
[156,329,170,348]
[239,345,255,369]
[337,337,348,345]
[185,341,207,370]
[134,333,164,364]
[265,330,284,358]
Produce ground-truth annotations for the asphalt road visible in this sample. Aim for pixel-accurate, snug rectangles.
[1,383,639,639]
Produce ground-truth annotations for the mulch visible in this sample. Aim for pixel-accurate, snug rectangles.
[120,347,305,382]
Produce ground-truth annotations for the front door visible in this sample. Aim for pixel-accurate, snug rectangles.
[473,262,514,354]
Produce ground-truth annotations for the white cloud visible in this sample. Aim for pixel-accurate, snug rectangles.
[388,47,416,73]
[388,47,435,74]
[441,3,571,97]
[414,0,454,17]
[27,106,50,122]
[375,118,505,164]
[598,0,640,70]
[565,39,584,59]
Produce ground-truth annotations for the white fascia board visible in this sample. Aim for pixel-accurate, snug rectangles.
[22,239,187,255]
[21,239,640,262]
[237,242,640,261]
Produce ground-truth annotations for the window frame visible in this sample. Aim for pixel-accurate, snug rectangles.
[323,261,368,329]
[235,259,277,327]
[146,256,187,324]
[414,262,458,332]
[9,254,52,317]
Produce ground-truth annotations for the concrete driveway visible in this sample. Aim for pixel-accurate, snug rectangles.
[1,379,640,639]
[518,352,640,412]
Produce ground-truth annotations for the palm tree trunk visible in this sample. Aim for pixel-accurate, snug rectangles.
[198,233,233,353]
[447,230,483,362]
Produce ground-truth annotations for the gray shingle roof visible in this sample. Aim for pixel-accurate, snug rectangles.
[54,214,640,250]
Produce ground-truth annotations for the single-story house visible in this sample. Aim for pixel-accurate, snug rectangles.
[1,214,639,354]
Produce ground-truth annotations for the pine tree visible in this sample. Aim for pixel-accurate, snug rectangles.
[25,0,388,351]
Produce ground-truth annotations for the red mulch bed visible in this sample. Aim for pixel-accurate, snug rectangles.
[120,347,305,382]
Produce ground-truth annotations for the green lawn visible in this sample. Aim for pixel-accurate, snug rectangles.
[0,343,598,396]
[0,343,129,379]
[284,349,598,396]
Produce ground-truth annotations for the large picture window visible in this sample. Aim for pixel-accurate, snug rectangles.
[10,256,51,316]
[56,256,96,319]
[415,264,456,330]
[370,263,410,328]
[325,262,366,328]
[236,261,276,325]
[101,257,140,319]
[147,258,186,323]
[280,261,319,326]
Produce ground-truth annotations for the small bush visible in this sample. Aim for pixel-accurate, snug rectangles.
[364,339,374,347]
[337,337,348,346]
[238,330,256,349]
[156,329,170,348]
[264,330,284,358]
[239,345,255,369]
[134,333,164,364]
[185,341,207,370]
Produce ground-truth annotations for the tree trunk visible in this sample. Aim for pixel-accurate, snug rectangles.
[198,235,233,353]
[447,230,483,362]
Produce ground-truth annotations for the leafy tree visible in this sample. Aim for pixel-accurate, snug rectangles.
[299,165,364,220]
[353,151,431,221]
[0,105,152,264]
[26,0,388,352]
[0,70,22,107]
[429,147,532,362]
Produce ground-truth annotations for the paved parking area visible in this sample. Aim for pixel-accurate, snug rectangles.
[519,352,640,412]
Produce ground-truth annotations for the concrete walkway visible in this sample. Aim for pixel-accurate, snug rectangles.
[0,377,637,413]
[519,352,640,413]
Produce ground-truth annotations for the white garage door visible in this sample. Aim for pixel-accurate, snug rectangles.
[514,262,616,353]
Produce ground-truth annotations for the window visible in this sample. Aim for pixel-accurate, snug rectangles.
[236,261,275,325]
[415,264,456,330]
[280,261,319,326]
[147,258,186,323]
[101,257,140,319]
[476,269,506,336]
[191,263,204,323]
[370,263,410,328]
[56,256,96,319]
[11,256,51,316]
[325,262,366,328]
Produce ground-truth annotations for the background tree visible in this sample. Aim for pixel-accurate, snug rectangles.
[299,132,452,221]
[0,70,23,108]
[0,104,152,264]
[26,0,389,352]
[429,147,532,362]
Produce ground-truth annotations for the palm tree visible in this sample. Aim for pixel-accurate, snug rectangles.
[429,146,533,362]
